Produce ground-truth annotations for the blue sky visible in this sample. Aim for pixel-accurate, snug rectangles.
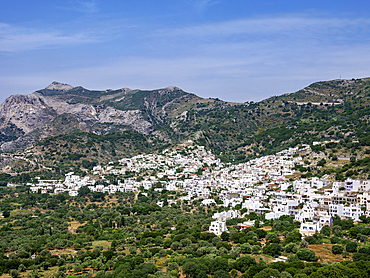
[0,0,370,102]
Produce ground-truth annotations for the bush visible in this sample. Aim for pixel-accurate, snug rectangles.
[167,262,179,272]
[320,225,331,237]
[235,255,256,272]
[266,233,278,242]
[252,245,261,254]
[10,270,19,278]
[296,248,318,262]
[213,270,231,278]
[332,245,344,254]
[304,233,323,245]
[345,242,358,253]
[284,231,301,244]
[330,236,341,244]
[210,257,229,273]
[254,268,281,278]
[285,243,298,254]
[244,264,266,277]
[349,226,359,238]
[240,243,252,254]
[262,243,283,257]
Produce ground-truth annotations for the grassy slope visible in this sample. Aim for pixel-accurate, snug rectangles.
[4,77,370,180]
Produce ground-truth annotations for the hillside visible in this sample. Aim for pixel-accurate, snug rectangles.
[157,77,370,162]
[0,82,209,152]
[2,77,370,180]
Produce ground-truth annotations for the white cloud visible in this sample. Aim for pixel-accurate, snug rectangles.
[1,14,370,102]
[156,15,370,42]
[193,0,219,13]
[75,0,99,14]
[3,42,369,103]
[0,23,98,52]
[59,0,99,14]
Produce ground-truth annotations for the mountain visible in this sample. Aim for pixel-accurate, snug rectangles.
[2,77,370,179]
[0,82,207,152]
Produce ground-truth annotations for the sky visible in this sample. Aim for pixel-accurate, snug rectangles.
[0,0,370,103]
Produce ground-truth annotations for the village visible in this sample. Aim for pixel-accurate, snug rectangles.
[28,140,370,239]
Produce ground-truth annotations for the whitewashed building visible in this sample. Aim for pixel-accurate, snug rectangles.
[329,204,364,221]
[345,178,361,192]
[209,221,228,236]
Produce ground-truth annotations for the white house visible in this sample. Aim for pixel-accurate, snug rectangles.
[332,182,342,195]
[299,212,332,237]
[345,178,361,192]
[242,200,264,213]
[300,221,321,236]
[359,180,370,192]
[69,190,78,197]
[212,210,240,221]
[201,199,216,206]
[209,221,228,236]
[329,204,363,221]
[358,192,370,206]
[295,203,315,222]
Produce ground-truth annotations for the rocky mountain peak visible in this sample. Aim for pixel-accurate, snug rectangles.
[164,86,181,91]
[155,86,183,94]
[0,82,193,152]
[45,82,74,92]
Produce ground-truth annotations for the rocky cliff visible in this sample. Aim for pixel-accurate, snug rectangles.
[0,82,197,152]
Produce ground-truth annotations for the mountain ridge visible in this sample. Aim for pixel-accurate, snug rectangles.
[2,77,370,173]
[0,82,204,152]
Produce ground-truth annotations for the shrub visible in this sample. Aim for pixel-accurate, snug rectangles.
[346,242,358,253]
[285,243,298,254]
[235,255,256,272]
[332,245,344,254]
[296,248,318,262]
[262,243,283,257]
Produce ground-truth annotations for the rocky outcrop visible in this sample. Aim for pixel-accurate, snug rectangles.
[45,81,74,91]
[98,107,151,134]
[0,94,56,133]
[35,93,100,121]
[0,82,190,152]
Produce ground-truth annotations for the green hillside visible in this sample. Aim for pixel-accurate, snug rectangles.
[4,77,370,181]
